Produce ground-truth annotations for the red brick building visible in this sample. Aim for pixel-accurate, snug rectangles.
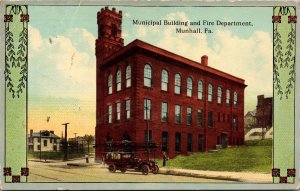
[256,95,273,128]
[95,7,247,160]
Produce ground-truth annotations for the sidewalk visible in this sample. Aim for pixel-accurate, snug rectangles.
[28,158,272,182]
[159,167,272,183]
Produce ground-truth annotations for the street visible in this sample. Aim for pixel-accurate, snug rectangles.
[28,159,231,182]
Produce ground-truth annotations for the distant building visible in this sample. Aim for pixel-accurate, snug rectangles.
[256,95,273,128]
[244,110,256,128]
[28,129,61,152]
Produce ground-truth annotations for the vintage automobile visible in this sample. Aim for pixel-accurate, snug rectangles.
[105,151,159,175]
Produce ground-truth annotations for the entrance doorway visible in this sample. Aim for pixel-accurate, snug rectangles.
[221,133,228,148]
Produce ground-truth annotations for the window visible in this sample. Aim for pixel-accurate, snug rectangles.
[37,145,41,150]
[234,91,238,106]
[54,139,57,143]
[162,132,169,152]
[144,99,151,120]
[44,140,47,147]
[187,134,193,152]
[50,138,53,143]
[116,102,121,122]
[226,89,230,105]
[53,145,57,151]
[116,69,121,91]
[218,112,221,122]
[187,77,193,97]
[108,74,112,94]
[198,134,203,152]
[161,102,168,122]
[161,69,168,91]
[145,130,152,142]
[144,64,152,87]
[197,109,203,127]
[223,113,225,122]
[187,107,192,125]
[217,86,222,104]
[208,111,213,128]
[175,105,181,124]
[175,133,181,152]
[174,73,181,94]
[227,114,231,122]
[208,84,213,102]
[125,99,130,120]
[108,105,112,123]
[233,116,238,130]
[198,80,203,100]
[126,65,131,87]
[37,137,40,143]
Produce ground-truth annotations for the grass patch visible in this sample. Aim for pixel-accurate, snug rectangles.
[244,138,272,146]
[157,144,272,173]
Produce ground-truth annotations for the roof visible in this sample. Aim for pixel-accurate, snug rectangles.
[29,131,61,139]
[102,39,246,86]
[245,110,256,117]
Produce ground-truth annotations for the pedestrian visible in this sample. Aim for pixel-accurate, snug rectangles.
[85,154,89,163]
[162,152,168,167]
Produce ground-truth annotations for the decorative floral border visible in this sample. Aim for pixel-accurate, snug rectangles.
[4,5,29,98]
[273,7,296,100]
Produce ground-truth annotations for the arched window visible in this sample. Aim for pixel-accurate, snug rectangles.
[144,64,152,87]
[217,86,222,104]
[187,77,193,97]
[234,91,238,106]
[226,89,230,105]
[116,69,121,91]
[161,69,168,91]
[198,80,203,100]
[126,65,131,88]
[174,73,181,94]
[108,74,112,94]
[208,84,213,102]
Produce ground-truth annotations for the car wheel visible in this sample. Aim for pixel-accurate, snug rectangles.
[141,165,149,175]
[108,164,116,173]
[120,168,126,173]
[152,165,159,174]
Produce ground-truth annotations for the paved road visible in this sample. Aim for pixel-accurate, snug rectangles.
[28,160,231,182]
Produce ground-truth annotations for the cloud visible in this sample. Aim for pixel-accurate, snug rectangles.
[28,25,96,100]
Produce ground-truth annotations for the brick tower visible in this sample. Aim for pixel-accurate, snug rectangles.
[96,7,124,140]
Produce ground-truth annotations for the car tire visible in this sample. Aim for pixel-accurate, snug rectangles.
[108,164,116,173]
[152,165,159,174]
[141,165,149,175]
[120,168,126,173]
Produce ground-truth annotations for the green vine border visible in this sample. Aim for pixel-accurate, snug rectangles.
[273,6,296,100]
[4,5,28,98]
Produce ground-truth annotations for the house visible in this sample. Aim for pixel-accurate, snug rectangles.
[95,7,246,159]
[256,95,273,128]
[28,129,61,152]
[244,110,256,128]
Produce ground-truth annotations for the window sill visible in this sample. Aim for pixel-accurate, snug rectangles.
[143,86,153,90]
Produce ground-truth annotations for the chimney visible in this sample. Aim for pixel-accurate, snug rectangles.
[201,55,208,66]
[50,130,54,134]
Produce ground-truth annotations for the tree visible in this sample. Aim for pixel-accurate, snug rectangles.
[83,134,95,153]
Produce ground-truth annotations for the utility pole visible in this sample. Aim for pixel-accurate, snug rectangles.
[74,133,78,153]
[62,123,69,161]
[145,104,150,161]
[39,130,42,161]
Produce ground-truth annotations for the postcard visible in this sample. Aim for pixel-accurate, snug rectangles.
[0,0,299,190]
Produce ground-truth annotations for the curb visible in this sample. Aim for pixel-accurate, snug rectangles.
[158,168,240,181]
